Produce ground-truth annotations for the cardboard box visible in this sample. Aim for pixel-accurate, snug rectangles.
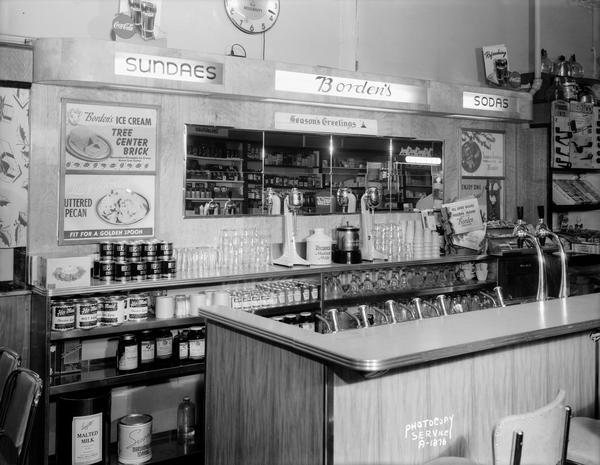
[36,255,92,289]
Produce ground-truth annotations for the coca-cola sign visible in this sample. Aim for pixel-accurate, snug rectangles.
[112,13,136,39]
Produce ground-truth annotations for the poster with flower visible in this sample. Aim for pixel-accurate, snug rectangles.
[0,86,29,248]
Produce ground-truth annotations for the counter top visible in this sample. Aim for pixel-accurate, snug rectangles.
[198,293,600,372]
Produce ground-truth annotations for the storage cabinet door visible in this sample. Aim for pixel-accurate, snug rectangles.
[0,293,31,365]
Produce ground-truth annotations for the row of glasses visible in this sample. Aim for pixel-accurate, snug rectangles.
[174,246,220,278]
[218,228,272,274]
[324,264,478,299]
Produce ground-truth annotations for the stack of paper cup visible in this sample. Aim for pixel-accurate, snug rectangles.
[413,220,425,259]
[429,231,441,258]
[189,292,206,317]
[405,220,415,260]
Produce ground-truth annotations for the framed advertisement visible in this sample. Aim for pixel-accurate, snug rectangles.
[460,129,504,178]
[460,178,504,222]
[59,99,159,244]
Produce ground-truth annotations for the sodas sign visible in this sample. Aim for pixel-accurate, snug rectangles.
[463,91,518,113]
[112,13,136,39]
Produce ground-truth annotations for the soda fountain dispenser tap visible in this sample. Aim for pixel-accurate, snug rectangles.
[534,205,569,299]
[273,188,310,267]
[534,205,548,246]
[360,187,387,261]
[512,206,548,301]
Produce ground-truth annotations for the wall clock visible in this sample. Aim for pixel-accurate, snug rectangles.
[224,0,280,34]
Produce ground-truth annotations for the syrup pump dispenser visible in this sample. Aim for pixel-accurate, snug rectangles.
[360,187,386,261]
[273,188,310,267]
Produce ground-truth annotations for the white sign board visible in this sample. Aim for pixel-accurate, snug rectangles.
[462,91,518,113]
[115,51,223,84]
[275,70,427,105]
[274,112,378,135]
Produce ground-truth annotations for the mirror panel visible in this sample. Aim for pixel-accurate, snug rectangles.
[184,125,444,217]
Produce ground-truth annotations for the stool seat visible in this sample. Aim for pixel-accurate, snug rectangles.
[567,417,600,465]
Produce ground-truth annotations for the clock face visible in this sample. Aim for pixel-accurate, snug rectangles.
[224,0,280,34]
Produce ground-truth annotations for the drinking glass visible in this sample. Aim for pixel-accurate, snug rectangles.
[128,0,142,26]
[141,1,156,40]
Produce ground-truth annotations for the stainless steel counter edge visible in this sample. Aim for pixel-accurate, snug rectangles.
[198,293,600,372]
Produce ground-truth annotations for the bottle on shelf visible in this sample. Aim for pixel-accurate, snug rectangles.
[540,49,554,75]
[569,54,584,78]
[177,396,196,442]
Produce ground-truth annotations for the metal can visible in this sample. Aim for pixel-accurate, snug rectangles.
[118,413,152,464]
[130,261,147,281]
[75,299,98,329]
[99,295,126,326]
[99,241,115,261]
[161,258,176,278]
[158,241,173,259]
[51,299,76,331]
[117,333,138,373]
[97,260,115,282]
[114,241,128,261]
[142,240,159,261]
[114,260,131,283]
[126,241,143,263]
[145,260,161,280]
[127,293,149,321]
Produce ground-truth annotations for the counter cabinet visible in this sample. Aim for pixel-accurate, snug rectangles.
[29,253,497,465]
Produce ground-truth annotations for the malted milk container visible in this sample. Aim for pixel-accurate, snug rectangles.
[306,228,332,265]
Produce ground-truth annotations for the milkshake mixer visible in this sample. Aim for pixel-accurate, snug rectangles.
[360,187,387,261]
[273,188,310,267]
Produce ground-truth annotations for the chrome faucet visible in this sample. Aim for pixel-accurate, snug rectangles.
[357,305,371,328]
[315,308,341,333]
[395,302,417,321]
[479,290,498,307]
[533,206,569,299]
[412,297,440,319]
[314,314,332,333]
[493,286,507,307]
[512,206,548,301]
[436,294,449,316]
[342,309,363,328]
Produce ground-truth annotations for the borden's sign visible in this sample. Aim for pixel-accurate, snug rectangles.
[114,51,223,84]
[275,70,427,105]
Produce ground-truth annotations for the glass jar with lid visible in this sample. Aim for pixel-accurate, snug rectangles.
[188,326,206,361]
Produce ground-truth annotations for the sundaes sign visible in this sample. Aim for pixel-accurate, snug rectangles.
[115,52,223,84]
[275,70,427,105]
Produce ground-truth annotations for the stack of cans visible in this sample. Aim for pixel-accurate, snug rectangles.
[93,240,176,283]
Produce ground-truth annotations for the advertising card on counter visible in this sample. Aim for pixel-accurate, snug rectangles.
[63,101,157,172]
[61,174,155,242]
[442,197,483,234]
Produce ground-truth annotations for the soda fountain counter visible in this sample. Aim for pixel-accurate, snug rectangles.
[199,292,600,465]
